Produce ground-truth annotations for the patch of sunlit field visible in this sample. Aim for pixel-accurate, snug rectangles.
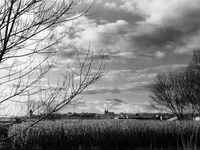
[5,119,200,149]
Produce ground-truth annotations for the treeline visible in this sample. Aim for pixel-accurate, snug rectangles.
[150,50,200,120]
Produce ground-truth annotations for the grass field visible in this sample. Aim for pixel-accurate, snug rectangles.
[0,119,199,149]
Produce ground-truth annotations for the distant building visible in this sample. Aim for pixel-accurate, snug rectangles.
[104,110,114,116]
[104,110,115,119]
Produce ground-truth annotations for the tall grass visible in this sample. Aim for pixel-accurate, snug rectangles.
[7,120,200,149]
[0,124,10,149]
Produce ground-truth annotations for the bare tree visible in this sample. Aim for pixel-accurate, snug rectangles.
[150,50,200,120]
[150,71,190,120]
[0,0,104,144]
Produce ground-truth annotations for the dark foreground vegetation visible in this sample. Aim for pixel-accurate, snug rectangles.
[0,119,199,150]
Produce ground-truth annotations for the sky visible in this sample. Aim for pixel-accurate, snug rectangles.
[56,0,200,114]
[2,0,200,116]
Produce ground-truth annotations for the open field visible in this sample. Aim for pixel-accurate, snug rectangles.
[0,119,199,149]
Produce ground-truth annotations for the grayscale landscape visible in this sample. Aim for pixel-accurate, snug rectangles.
[0,0,200,149]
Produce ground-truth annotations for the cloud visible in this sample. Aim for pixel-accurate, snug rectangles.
[55,16,139,62]
[174,32,200,54]
[119,0,200,28]
[154,51,166,59]
[75,19,133,53]
[106,98,127,106]
[101,69,157,83]
[77,98,150,113]
[152,64,188,73]
[112,98,127,103]
[9,0,200,73]
[119,81,152,93]
[136,64,188,74]
[96,100,158,113]
[110,101,158,113]
[129,73,157,81]
[104,0,200,54]
[77,106,90,111]
[129,25,183,50]
[105,2,117,9]
[96,87,121,94]
[102,70,132,81]
[70,98,127,113]
[56,49,77,59]
[52,2,200,63]
[115,52,136,59]
[84,81,153,95]
[60,96,158,114]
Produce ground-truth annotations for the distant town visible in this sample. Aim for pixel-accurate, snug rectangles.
[1,109,200,124]
[29,110,175,120]
[57,110,174,120]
